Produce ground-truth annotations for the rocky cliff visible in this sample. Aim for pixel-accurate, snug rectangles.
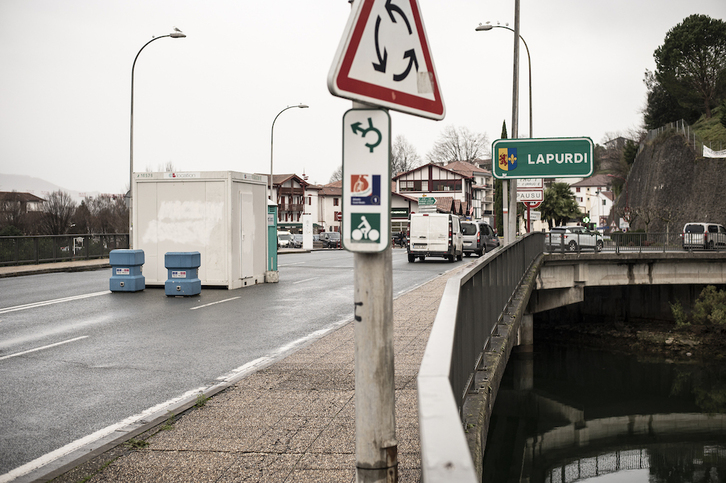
[614,130,726,233]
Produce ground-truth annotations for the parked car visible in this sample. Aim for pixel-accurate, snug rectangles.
[277,231,294,248]
[320,231,341,248]
[546,226,603,252]
[407,213,463,262]
[682,223,726,250]
[461,221,499,257]
[292,234,303,248]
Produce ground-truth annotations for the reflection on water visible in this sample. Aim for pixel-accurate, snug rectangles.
[481,344,726,483]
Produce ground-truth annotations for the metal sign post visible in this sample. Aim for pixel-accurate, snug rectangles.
[344,105,397,482]
[330,1,446,480]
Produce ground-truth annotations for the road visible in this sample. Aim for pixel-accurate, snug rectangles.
[0,248,468,478]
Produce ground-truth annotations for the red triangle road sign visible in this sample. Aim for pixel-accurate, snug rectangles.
[328,0,445,120]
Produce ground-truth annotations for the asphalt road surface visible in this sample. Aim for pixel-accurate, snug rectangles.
[0,248,468,478]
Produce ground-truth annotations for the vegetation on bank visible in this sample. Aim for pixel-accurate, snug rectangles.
[671,285,726,327]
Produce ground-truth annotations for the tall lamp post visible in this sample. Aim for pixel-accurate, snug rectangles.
[476,23,532,138]
[129,29,186,248]
[269,104,308,203]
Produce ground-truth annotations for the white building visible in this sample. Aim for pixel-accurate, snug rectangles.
[568,174,615,228]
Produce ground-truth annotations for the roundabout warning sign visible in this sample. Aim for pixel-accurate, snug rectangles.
[328,0,445,120]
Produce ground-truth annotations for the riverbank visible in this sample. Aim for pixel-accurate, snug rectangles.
[534,319,726,364]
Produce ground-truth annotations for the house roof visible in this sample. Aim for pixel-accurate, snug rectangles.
[319,185,342,196]
[569,174,614,188]
[0,191,45,203]
[393,162,472,180]
[272,174,309,186]
[445,160,490,178]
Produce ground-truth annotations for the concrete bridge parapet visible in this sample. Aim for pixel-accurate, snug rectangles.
[531,252,726,314]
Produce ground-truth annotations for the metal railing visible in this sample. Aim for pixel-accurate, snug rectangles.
[0,234,129,266]
[544,232,726,254]
[417,232,544,482]
[642,118,724,155]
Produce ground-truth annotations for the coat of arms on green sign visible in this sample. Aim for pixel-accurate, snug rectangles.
[492,137,594,179]
[350,213,381,243]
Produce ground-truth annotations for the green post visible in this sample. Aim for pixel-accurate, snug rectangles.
[267,201,278,272]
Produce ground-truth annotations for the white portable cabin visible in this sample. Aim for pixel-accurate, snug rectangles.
[133,171,268,289]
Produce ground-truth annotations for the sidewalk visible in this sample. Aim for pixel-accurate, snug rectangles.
[0,258,110,278]
[41,260,464,483]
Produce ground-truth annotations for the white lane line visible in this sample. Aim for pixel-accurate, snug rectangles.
[0,336,89,361]
[0,291,110,315]
[189,297,241,311]
[292,277,317,285]
[0,386,206,483]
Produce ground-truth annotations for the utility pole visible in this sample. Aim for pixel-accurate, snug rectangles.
[509,0,521,244]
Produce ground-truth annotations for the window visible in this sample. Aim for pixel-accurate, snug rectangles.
[308,196,312,205]
[333,197,339,206]
[576,187,581,193]
[431,179,461,192]
[400,180,422,191]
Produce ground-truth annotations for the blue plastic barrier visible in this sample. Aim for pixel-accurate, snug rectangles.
[165,252,201,296]
[109,249,145,292]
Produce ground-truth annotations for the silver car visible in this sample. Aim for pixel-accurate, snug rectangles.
[461,221,499,257]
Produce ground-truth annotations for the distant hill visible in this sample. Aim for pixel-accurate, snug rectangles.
[0,174,103,204]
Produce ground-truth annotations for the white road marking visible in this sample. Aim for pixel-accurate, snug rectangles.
[292,277,317,285]
[0,386,206,483]
[0,291,110,315]
[0,336,89,361]
[189,297,241,310]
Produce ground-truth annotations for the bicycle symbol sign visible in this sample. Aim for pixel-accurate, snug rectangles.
[350,213,381,243]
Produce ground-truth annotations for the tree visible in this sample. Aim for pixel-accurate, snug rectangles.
[494,121,507,234]
[643,70,700,129]
[652,14,726,119]
[622,140,638,166]
[391,135,421,174]
[426,125,489,165]
[0,191,27,234]
[329,165,342,183]
[539,182,581,229]
[87,195,128,233]
[40,190,76,235]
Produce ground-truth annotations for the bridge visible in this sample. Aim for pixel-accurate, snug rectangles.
[417,232,726,482]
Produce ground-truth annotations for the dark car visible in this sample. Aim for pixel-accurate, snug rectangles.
[461,221,499,257]
[292,234,303,248]
[320,231,341,248]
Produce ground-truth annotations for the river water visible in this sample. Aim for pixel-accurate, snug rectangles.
[481,343,726,482]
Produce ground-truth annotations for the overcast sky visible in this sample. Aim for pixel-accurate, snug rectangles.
[1,0,724,195]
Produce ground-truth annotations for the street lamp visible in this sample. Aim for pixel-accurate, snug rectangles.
[269,104,309,203]
[476,23,532,138]
[129,29,186,248]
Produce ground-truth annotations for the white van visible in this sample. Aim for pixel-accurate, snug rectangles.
[407,213,463,262]
[682,223,726,250]
[277,231,294,248]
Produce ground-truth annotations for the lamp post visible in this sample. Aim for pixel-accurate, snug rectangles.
[129,29,186,248]
[269,104,308,203]
[476,23,532,138]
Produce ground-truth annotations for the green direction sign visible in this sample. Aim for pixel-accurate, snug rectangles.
[418,197,436,206]
[492,137,594,179]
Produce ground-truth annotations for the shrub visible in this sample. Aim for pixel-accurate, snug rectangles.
[692,286,726,325]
